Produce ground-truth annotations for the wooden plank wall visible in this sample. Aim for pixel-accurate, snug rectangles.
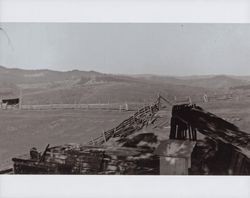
[170,104,250,175]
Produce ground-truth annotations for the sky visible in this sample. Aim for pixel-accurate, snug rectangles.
[0,23,250,76]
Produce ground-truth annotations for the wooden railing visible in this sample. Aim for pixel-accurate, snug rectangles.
[87,99,161,145]
[20,103,150,111]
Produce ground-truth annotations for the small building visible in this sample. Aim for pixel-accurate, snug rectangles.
[1,98,20,109]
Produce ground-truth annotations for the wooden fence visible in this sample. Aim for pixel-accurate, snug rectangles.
[20,103,145,111]
[87,99,161,145]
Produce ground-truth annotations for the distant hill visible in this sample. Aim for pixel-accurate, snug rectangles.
[0,65,101,84]
[186,75,250,89]
[0,65,103,98]
[137,74,249,90]
[1,65,247,104]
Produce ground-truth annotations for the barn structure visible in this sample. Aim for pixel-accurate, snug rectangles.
[1,98,20,109]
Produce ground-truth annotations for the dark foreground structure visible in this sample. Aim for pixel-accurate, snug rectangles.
[7,96,250,175]
[13,145,159,174]
[170,104,250,175]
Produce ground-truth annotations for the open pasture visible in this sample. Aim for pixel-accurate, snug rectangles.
[0,109,132,169]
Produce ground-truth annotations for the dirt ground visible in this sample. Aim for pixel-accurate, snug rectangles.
[0,109,132,169]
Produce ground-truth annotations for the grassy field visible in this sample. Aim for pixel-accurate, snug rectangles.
[0,109,132,169]
[22,81,209,105]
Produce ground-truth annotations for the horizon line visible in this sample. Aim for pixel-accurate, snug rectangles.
[0,64,249,77]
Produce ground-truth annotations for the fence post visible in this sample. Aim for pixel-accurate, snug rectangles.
[102,130,107,143]
[19,88,22,110]
[188,96,192,104]
[203,94,208,103]
[125,103,129,111]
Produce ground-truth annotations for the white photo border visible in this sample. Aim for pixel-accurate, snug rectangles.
[0,0,250,198]
[0,0,250,23]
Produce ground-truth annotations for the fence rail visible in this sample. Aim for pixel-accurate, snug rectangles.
[87,98,162,146]
[20,103,146,111]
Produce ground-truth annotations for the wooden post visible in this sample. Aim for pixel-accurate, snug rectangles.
[157,93,160,100]
[193,128,197,140]
[188,125,192,140]
[102,130,107,143]
[39,144,50,162]
[19,88,22,110]
[191,128,196,141]
[188,96,192,104]
[125,102,128,111]
[157,94,161,109]
[203,94,208,103]
[184,129,187,139]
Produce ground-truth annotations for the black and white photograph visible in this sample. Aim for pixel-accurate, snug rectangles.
[0,23,249,176]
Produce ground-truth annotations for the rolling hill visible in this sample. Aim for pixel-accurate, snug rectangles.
[1,65,248,104]
[136,74,250,90]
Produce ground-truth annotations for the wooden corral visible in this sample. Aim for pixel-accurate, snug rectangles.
[86,102,160,145]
